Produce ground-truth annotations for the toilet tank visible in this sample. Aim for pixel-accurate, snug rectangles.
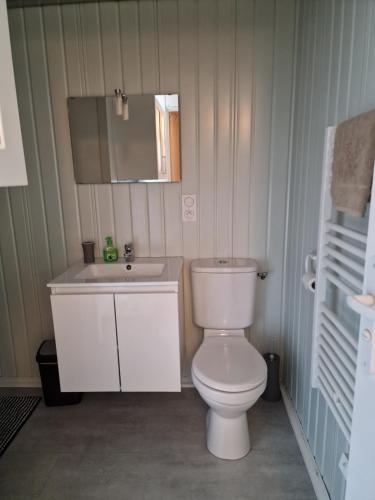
[191,258,258,330]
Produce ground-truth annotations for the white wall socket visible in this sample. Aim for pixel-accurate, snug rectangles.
[182,194,197,222]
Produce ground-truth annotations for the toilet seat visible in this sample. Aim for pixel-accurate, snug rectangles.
[192,369,266,407]
[192,337,267,393]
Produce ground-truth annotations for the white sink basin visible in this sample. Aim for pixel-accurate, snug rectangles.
[47,257,183,291]
[74,262,165,280]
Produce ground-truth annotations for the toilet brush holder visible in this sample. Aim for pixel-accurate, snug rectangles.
[261,353,281,402]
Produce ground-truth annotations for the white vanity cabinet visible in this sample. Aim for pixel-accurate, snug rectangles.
[50,294,120,392]
[0,2,28,186]
[115,293,181,392]
[48,257,184,393]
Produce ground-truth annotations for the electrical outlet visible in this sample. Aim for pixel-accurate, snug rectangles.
[182,194,197,222]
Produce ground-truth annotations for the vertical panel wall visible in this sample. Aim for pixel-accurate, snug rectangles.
[283,1,375,498]
[0,0,296,384]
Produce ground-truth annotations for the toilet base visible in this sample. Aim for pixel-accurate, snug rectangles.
[206,408,250,460]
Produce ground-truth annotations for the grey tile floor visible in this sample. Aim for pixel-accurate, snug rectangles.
[0,389,316,500]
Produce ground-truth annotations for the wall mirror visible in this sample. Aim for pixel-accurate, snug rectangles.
[68,94,181,184]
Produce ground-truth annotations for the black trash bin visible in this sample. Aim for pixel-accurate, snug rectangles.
[36,340,82,406]
[261,353,281,402]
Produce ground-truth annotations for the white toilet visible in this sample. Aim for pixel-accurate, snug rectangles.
[191,258,267,460]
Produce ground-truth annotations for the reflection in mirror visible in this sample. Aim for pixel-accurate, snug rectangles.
[68,94,181,184]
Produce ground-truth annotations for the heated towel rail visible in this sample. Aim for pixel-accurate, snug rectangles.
[311,127,368,442]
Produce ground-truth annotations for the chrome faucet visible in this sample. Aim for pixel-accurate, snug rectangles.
[124,242,135,262]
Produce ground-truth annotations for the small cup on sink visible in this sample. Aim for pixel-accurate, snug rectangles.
[81,241,95,263]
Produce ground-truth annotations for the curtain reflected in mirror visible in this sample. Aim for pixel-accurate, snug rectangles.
[68,94,181,184]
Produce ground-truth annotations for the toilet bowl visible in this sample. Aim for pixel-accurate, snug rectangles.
[190,258,267,460]
[192,333,267,459]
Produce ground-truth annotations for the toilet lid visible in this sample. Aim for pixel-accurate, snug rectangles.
[192,337,267,392]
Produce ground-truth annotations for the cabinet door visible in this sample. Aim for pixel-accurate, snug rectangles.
[51,294,120,392]
[0,2,28,186]
[115,293,181,391]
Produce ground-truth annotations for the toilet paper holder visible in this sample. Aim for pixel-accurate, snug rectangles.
[305,253,317,274]
[302,253,317,293]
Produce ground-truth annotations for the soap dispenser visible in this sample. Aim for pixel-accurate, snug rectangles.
[103,236,118,262]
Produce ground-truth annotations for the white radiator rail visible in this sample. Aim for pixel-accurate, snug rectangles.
[317,363,352,424]
[319,336,355,394]
[319,322,356,376]
[317,373,351,441]
[325,222,368,244]
[323,269,359,296]
[325,247,365,276]
[311,126,368,442]
[320,304,357,350]
[325,235,366,260]
[323,258,363,291]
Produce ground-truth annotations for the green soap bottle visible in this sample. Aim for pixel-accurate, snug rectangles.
[103,236,118,262]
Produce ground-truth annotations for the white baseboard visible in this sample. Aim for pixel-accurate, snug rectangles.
[0,377,41,388]
[281,385,330,500]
